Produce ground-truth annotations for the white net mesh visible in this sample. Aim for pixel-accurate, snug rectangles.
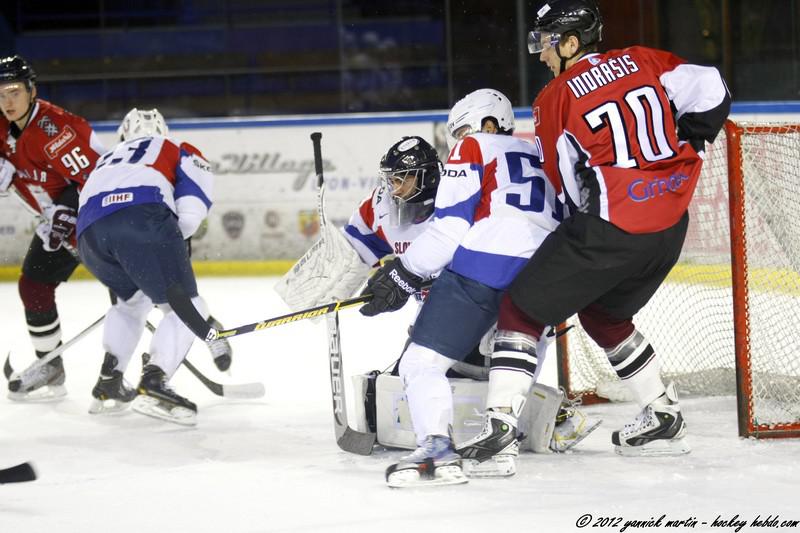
[560,122,800,434]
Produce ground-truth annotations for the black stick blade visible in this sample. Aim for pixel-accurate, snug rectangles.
[0,462,37,484]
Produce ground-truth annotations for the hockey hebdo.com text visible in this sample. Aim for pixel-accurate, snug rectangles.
[574,513,800,532]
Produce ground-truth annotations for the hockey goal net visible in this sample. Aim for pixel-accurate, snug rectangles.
[557,119,800,438]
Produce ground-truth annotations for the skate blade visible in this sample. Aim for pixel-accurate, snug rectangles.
[551,418,603,452]
[7,384,67,403]
[387,464,468,488]
[88,397,134,415]
[461,455,516,478]
[132,396,197,426]
[615,438,691,457]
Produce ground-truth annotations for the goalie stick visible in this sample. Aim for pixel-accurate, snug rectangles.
[327,310,376,455]
[0,462,37,484]
[311,131,376,455]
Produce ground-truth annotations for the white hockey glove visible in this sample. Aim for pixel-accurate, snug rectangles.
[0,157,15,197]
[38,204,78,252]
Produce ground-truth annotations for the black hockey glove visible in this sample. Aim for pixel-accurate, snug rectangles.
[360,257,424,317]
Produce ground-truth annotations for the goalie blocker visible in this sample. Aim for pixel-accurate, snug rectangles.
[351,371,599,454]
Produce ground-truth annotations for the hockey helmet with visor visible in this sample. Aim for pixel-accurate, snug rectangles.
[380,136,441,226]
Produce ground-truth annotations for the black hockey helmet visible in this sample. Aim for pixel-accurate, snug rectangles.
[380,136,441,204]
[528,0,603,54]
[379,136,442,225]
[0,55,37,89]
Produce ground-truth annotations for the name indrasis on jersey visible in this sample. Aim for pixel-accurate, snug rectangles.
[567,55,640,99]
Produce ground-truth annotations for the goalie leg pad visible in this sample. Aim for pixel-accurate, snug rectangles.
[523,383,564,453]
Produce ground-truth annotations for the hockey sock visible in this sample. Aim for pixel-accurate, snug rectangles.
[399,343,455,446]
[605,329,665,407]
[486,330,539,409]
[19,275,61,354]
[149,296,208,378]
[102,290,152,372]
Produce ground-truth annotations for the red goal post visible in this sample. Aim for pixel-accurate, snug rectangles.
[556,119,800,439]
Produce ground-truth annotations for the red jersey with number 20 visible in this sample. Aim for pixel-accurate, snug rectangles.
[533,45,729,233]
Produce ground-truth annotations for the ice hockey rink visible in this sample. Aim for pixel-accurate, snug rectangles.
[1,277,799,533]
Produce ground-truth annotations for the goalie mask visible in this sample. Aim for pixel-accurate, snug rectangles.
[379,136,442,227]
[117,107,169,142]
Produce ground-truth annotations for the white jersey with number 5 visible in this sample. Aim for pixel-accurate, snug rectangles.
[400,132,563,289]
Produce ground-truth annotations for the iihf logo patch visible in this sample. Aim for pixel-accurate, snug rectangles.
[37,115,59,137]
[588,56,601,65]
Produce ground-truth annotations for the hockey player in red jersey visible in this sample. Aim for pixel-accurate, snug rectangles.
[0,55,106,401]
[468,0,731,458]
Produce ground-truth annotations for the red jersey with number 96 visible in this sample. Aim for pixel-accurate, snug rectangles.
[533,45,729,234]
[0,99,106,215]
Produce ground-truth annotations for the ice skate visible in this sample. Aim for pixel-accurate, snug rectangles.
[207,316,232,372]
[133,365,197,426]
[612,382,690,457]
[88,353,137,414]
[550,397,602,452]
[385,435,467,488]
[457,410,519,477]
[7,355,67,402]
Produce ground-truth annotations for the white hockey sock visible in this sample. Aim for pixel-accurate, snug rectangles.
[102,290,153,372]
[28,317,61,353]
[149,296,208,378]
[486,330,543,409]
[606,330,665,407]
[487,351,536,410]
[399,343,456,446]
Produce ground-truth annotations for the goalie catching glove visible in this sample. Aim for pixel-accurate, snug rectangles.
[360,257,424,317]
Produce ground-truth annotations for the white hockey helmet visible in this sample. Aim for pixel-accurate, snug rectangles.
[117,107,168,141]
[446,88,515,149]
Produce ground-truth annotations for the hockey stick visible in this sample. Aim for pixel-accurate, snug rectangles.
[143,322,265,400]
[310,131,376,455]
[0,462,37,484]
[4,315,105,388]
[327,310,375,455]
[166,283,372,341]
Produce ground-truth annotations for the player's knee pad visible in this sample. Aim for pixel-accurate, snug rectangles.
[398,343,455,388]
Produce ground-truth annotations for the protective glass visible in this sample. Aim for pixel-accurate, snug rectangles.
[527,30,560,54]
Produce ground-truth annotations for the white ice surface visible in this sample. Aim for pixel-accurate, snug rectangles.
[1,278,799,533]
